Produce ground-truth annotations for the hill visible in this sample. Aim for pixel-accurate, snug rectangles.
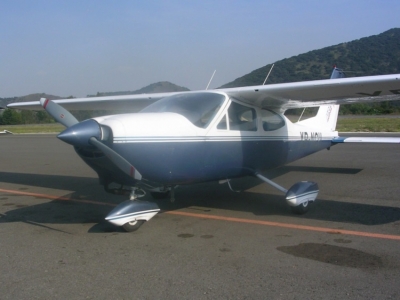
[220,28,400,88]
[88,81,189,97]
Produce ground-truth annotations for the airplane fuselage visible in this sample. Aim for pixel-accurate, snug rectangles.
[71,92,336,188]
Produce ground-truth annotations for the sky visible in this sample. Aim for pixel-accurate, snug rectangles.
[1,0,400,98]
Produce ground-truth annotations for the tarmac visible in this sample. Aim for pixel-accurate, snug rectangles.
[1,133,400,299]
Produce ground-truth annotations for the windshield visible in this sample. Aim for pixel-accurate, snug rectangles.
[141,92,226,128]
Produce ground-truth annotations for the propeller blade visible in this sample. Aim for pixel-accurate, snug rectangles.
[40,98,79,128]
[89,137,142,180]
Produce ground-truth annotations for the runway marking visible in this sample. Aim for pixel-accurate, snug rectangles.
[166,211,400,241]
[1,188,400,241]
[0,188,115,207]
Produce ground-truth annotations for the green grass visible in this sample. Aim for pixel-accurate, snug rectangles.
[1,117,400,133]
[288,115,400,132]
[336,117,400,132]
[0,123,64,134]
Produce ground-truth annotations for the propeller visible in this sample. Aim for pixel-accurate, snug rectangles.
[44,98,142,180]
[89,137,142,180]
[45,100,143,181]
[40,98,79,128]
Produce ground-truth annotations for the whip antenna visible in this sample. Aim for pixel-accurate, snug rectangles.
[263,64,274,85]
[206,70,216,90]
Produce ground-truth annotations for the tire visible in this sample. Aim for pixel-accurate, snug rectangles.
[122,220,145,232]
[290,201,309,215]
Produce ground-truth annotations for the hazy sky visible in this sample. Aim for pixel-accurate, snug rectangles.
[1,0,399,97]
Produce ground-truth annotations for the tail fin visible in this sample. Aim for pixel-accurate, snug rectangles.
[330,66,345,79]
[297,66,344,131]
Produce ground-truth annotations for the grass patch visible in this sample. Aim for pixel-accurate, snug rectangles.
[289,114,400,132]
[1,117,400,133]
[0,123,64,134]
[336,117,400,132]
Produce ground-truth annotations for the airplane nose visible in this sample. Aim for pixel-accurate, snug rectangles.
[57,119,101,147]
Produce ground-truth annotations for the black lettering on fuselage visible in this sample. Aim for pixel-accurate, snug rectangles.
[300,132,322,141]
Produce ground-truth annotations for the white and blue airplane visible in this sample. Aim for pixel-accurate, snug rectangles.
[8,67,400,231]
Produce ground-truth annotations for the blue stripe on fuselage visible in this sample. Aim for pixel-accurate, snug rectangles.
[112,137,332,184]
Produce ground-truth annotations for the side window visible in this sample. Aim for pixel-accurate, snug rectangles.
[217,113,228,130]
[261,109,285,131]
[228,102,257,131]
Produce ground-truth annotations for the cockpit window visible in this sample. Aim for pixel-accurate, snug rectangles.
[141,92,225,128]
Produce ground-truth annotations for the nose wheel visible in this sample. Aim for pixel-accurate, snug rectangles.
[105,187,160,232]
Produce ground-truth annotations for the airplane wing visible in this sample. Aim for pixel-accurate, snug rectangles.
[0,130,13,135]
[7,92,181,111]
[7,73,400,112]
[222,74,400,111]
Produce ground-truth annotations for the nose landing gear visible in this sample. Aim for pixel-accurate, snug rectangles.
[105,187,160,232]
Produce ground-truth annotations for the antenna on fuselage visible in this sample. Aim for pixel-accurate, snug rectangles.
[206,70,216,90]
[263,64,274,85]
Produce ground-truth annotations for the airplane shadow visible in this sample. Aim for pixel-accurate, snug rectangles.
[1,166,399,233]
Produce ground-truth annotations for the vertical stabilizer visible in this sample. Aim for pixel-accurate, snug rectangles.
[330,66,346,79]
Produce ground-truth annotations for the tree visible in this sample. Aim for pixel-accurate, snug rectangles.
[0,108,22,125]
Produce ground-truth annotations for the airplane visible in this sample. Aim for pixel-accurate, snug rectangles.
[0,130,13,135]
[7,67,400,232]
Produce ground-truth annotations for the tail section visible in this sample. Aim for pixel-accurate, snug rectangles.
[310,104,340,131]
[297,66,344,131]
[330,66,345,79]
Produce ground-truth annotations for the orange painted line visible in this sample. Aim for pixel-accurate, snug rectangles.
[165,211,400,241]
[2,188,400,240]
[0,188,115,207]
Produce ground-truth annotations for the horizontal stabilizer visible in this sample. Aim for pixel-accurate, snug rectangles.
[332,137,400,143]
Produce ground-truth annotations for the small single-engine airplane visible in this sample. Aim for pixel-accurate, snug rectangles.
[8,67,400,232]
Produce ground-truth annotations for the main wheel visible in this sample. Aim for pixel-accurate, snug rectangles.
[122,220,145,232]
[290,201,309,215]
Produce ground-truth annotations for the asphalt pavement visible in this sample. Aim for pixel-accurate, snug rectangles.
[1,133,400,299]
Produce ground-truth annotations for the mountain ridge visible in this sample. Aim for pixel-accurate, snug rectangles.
[220,28,400,88]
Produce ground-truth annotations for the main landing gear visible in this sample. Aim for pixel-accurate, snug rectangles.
[104,174,318,232]
[105,187,160,232]
[255,173,319,214]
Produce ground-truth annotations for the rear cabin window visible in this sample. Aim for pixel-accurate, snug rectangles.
[141,92,225,128]
[217,101,257,131]
[261,109,285,131]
